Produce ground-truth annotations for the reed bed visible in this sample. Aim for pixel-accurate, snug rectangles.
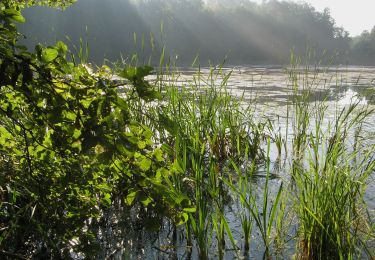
[130,61,375,259]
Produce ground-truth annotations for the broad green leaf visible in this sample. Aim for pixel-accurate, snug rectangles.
[42,47,59,62]
[139,157,152,171]
[81,99,92,109]
[72,140,82,151]
[153,148,164,162]
[125,190,139,205]
[53,80,69,93]
[64,111,76,121]
[118,65,153,80]
[142,126,153,140]
[115,142,134,157]
[73,129,81,139]
[0,127,12,145]
[102,193,111,206]
[4,9,25,23]
[137,140,147,149]
[155,168,167,182]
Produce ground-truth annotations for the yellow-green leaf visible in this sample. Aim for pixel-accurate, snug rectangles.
[42,48,59,62]
[139,158,152,171]
[125,190,139,205]
[4,9,25,23]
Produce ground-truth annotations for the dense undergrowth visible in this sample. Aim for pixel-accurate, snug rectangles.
[1,1,375,259]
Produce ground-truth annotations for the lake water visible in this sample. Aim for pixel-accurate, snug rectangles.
[106,66,375,259]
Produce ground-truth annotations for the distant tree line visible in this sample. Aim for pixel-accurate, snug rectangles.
[351,26,375,65]
[19,0,375,65]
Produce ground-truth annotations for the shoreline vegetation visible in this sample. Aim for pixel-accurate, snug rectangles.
[1,0,375,259]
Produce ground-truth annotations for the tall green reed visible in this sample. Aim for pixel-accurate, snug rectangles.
[286,58,375,258]
[115,45,375,259]
[150,64,267,258]
[294,103,375,259]
[224,139,284,257]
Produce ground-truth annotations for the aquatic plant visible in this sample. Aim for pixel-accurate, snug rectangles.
[286,58,375,258]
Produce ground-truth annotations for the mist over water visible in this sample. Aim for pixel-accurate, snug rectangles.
[19,0,375,65]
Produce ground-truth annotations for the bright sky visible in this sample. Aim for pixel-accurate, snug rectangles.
[254,0,375,36]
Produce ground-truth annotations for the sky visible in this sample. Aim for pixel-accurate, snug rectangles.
[252,0,375,36]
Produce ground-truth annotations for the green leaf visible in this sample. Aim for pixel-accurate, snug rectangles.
[56,41,68,54]
[4,9,25,23]
[136,66,153,78]
[129,123,143,135]
[183,207,196,213]
[73,129,81,139]
[155,168,168,182]
[81,99,92,109]
[177,213,189,225]
[153,148,164,162]
[42,47,59,62]
[172,160,184,174]
[125,190,139,205]
[118,67,136,80]
[114,96,128,110]
[140,193,152,207]
[102,193,111,206]
[137,140,147,149]
[116,142,135,157]
[147,90,162,100]
[118,65,153,80]
[64,111,76,121]
[139,157,152,171]
[72,140,82,151]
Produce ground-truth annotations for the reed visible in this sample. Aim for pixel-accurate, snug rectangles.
[292,102,375,259]
[224,139,284,257]
[285,59,375,258]
[111,53,375,258]
[152,61,374,258]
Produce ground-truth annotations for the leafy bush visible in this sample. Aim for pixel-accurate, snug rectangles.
[0,1,191,258]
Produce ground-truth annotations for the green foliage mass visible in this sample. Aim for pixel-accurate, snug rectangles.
[351,26,375,64]
[0,0,191,257]
[3,0,75,9]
